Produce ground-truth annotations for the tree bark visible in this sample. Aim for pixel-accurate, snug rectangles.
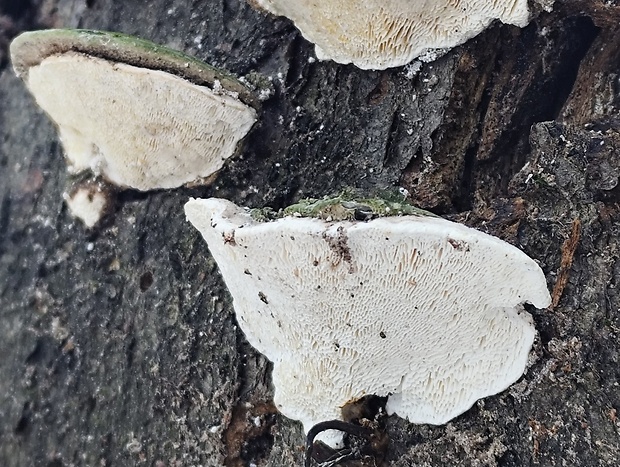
[1,0,619,466]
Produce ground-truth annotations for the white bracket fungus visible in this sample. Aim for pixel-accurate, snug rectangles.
[250,0,531,69]
[185,197,551,447]
[10,29,258,190]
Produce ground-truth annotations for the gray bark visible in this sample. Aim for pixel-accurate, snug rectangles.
[1,0,619,466]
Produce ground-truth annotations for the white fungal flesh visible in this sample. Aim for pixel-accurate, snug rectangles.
[253,0,530,69]
[23,52,256,190]
[185,198,551,447]
[63,186,107,228]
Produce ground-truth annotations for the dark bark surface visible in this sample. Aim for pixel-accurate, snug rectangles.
[1,1,619,466]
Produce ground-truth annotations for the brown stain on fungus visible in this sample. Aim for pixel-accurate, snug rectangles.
[322,226,354,272]
[223,231,236,245]
[258,291,268,304]
[447,238,470,251]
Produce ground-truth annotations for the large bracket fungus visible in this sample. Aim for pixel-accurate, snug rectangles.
[10,29,258,191]
[185,197,551,446]
[250,0,531,69]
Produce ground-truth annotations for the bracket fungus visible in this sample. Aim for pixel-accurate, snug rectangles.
[10,29,258,191]
[185,197,551,446]
[250,0,531,69]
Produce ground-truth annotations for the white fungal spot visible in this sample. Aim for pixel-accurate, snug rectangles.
[404,61,423,79]
[63,185,108,228]
[184,198,551,447]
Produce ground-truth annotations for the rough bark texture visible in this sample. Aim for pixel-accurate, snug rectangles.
[1,0,619,466]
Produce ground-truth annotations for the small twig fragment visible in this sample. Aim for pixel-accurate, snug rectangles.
[551,218,581,309]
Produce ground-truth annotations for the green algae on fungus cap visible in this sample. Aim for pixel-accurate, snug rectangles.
[10,29,258,191]
[185,197,551,448]
[251,191,439,222]
[10,29,258,107]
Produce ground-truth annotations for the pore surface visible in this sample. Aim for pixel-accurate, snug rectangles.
[253,0,530,69]
[24,53,256,190]
[185,198,550,446]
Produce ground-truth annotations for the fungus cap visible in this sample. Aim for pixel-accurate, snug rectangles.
[251,0,530,69]
[10,29,257,190]
[185,198,550,446]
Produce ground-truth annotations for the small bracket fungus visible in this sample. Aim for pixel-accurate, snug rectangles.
[185,197,551,447]
[10,29,258,190]
[250,0,531,69]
